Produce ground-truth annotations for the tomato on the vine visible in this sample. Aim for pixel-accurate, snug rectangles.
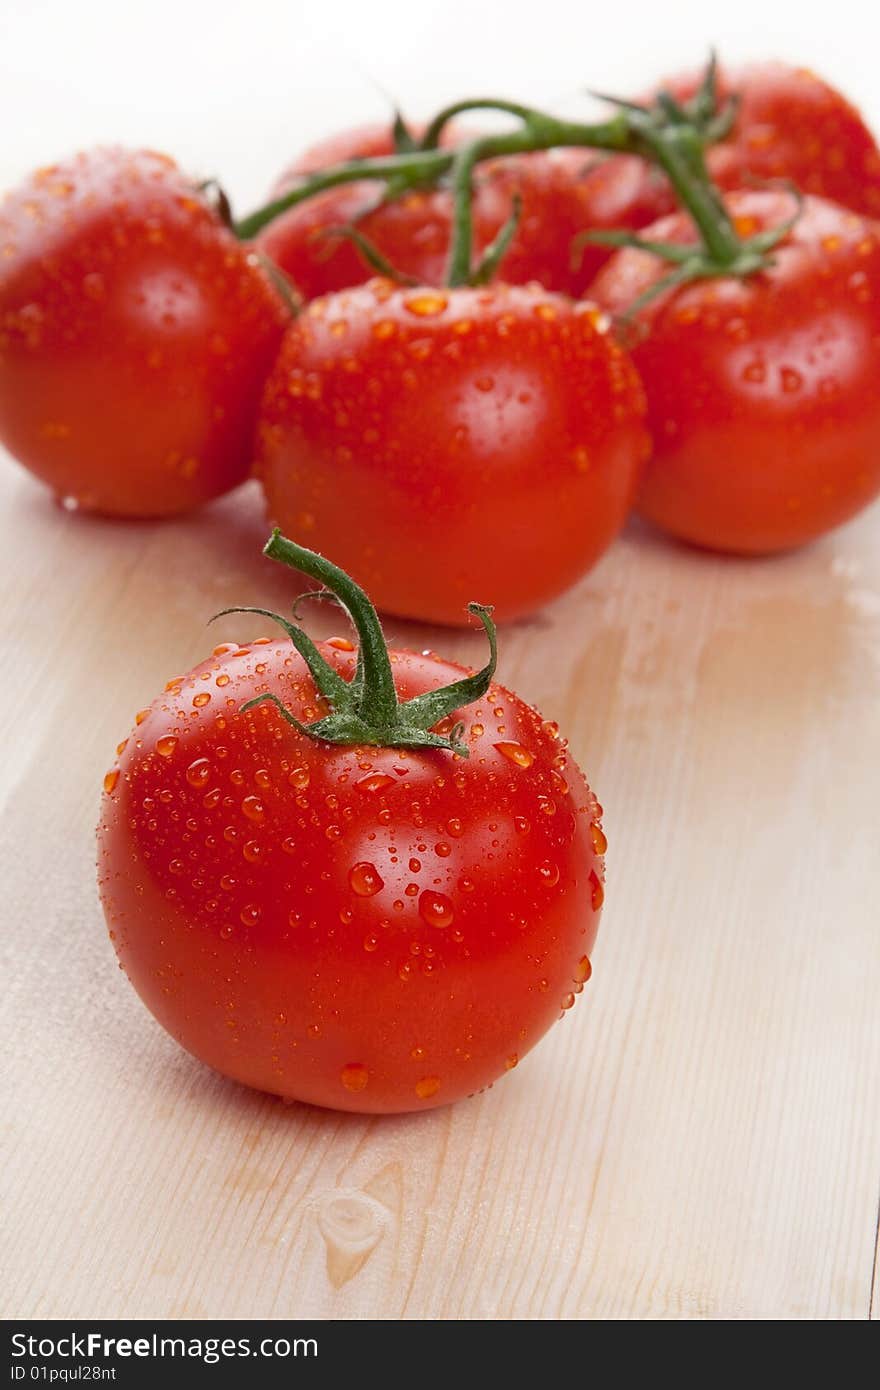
[0,148,287,516]
[635,62,880,225]
[589,190,880,553]
[254,278,649,625]
[257,148,671,300]
[97,534,605,1114]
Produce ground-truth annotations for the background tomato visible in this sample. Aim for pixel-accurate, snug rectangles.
[629,61,880,227]
[589,190,880,553]
[255,279,649,625]
[0,148,288,516]
[97,631,604,1114]
[257,147,672,300]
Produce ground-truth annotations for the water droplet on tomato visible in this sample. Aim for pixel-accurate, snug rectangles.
[404,292,448,317]
[243,840,263,864]
[590,869,604,910]
[419,890,454,928]
[780,366,803,393]
[288,766,310,790]
[561,992,575,1010]
[186,758,212,788]
[349,861,384,897]
[242,795,265,824]
[505,1054,518,1070]
[240,903,261,927]
[446,817,463,837]
[415,1075,440,1099]
[192,692,211,708]
[575,955,592,983]
[514,816,530,835]
[103,768,119,794]
[340,1062,369,1092]
[216,673,230,688]
[537,861,560,887]
[156,735,178,758]
[590,822,607,854]
[356,770,395,794]
[494,741,534,769]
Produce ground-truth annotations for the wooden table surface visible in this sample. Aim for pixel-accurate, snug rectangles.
[2,458,879,1320]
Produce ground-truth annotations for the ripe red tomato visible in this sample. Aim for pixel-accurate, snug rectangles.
[0,148,288,516]
[589,190,880,553]
[255,279,649,625]
[97,542,605,1114]
[635,62,880,225]
[257,148,668,300]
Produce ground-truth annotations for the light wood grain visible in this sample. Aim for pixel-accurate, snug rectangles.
[2,462,879,1321]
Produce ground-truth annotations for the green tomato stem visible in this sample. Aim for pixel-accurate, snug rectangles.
[234,532,498,756]
[233,111,632,242]
[232,66,771,290]
[418,97,538,149]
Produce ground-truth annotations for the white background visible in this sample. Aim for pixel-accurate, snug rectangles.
[2,0,880,213]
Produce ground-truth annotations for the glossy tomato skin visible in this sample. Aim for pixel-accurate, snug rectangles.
[97,637,604,1114]
[0,148,288,516]
[589,191,880,553]
[257,149,667,300]
[637,62,880,224]
[255,279,649,625]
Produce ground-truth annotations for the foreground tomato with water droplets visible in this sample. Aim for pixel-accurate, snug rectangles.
[97,536,605,1114]
[0,148,287,516]
[589,191,880,553]
[256,279,649,625]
